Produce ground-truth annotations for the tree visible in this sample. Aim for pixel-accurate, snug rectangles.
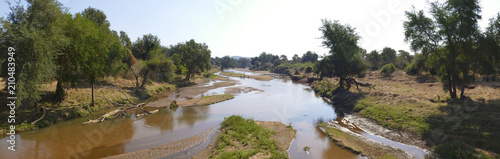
[81,7,110,28]
[292,54,301,63]
[317,19,367,91]
[63,13,111,106]
[249,52,279,70]
[380,47,397,66]
[139,48,175,88]
[1,0,68,110]
[365,50,380,69]
[119,31,132,50]
[483,13,500,74]
[404,0,486,99]
[220,56,236,70]
[132,34,161,60]
[171,39,211,80]
[280,54,288,61]
[236,58,251,68]
[396,50,413,69]
[301,51,319,63]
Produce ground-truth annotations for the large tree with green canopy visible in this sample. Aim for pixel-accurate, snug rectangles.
[169,39,211,80]
[0,0,68,110]
[403,0,494,99]
[316,19,367,91]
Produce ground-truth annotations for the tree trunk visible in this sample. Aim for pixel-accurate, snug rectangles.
[55,80,65,102]
[339,77,345,90]
[446,72,456,99]
[92,82,95,107]
[130,67,140,90]
[452,81,457,99]
[140,69,149,88]
[185,70,191,81]
[460,85,466,99]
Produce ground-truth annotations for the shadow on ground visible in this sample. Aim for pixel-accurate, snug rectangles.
[424,98,500,158]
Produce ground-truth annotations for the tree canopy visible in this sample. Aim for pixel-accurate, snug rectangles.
[1,0,68,108]
[169,39,211,80]
[403,0,495,99]
[301,51,318,63]
[317,19,367,90]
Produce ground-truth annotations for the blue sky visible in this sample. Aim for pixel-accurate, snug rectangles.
[1,0,500,58]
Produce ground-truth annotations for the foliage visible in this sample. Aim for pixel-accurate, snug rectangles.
[215,115,288,159]
[380,63,396,77]
[380,47,397,66]
[292,54,301,63]
[0,0,68,108]
[169,100,178,108]
[305,66,313,73]
[301,51,319,63]
[433,140,477,159]
[236,58,251,68]
[366,50,380,70]
[132,34,162,60]
[250,52,279,71]
[312,80,338,98]
[317,19,368,89]
[403,0,492,98]
[169,39,211,80]
[396,50,413,69]
[141,49,175,83]
[404,64,418,75]
[220,56,236,70]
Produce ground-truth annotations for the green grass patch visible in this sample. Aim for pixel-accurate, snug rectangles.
[212,115,288,159]
[220,72,245,77]
[354,96,430,134]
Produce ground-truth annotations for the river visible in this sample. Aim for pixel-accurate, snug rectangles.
[1,69,426,159]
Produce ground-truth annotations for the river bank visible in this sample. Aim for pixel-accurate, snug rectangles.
[318,123,411,159]
[0,72,231,135]
[285,67,500,158]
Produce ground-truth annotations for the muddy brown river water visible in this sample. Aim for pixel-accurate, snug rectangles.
[1,69,427,159]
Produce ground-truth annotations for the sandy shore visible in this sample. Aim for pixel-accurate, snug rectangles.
[104,127,218,159]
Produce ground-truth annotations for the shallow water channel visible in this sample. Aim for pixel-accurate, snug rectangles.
[1,69,426,159]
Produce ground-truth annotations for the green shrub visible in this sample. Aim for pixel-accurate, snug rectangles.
[294,70,300,75]
[305,66,313,73]
[434,140,477,159]
[380,63,396,77]
[169,100,178,108]
[272,65,290,74]
[312,80,338,98]
[404,64,419,75]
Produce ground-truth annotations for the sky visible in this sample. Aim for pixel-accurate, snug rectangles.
[1,0,500,58]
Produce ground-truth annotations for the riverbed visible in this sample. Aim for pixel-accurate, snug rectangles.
[0,69,427,159]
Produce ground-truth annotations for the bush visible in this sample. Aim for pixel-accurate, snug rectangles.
[294,70,300,75]
[380,63,396,77]
[272,65,290,74]
[404,64,419,75]
[434,140,477,159]
[305,66,313,73]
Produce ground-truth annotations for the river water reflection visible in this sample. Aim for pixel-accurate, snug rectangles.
[1,69,366,158]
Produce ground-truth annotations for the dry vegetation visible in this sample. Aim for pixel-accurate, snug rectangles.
[312,70,500,158]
